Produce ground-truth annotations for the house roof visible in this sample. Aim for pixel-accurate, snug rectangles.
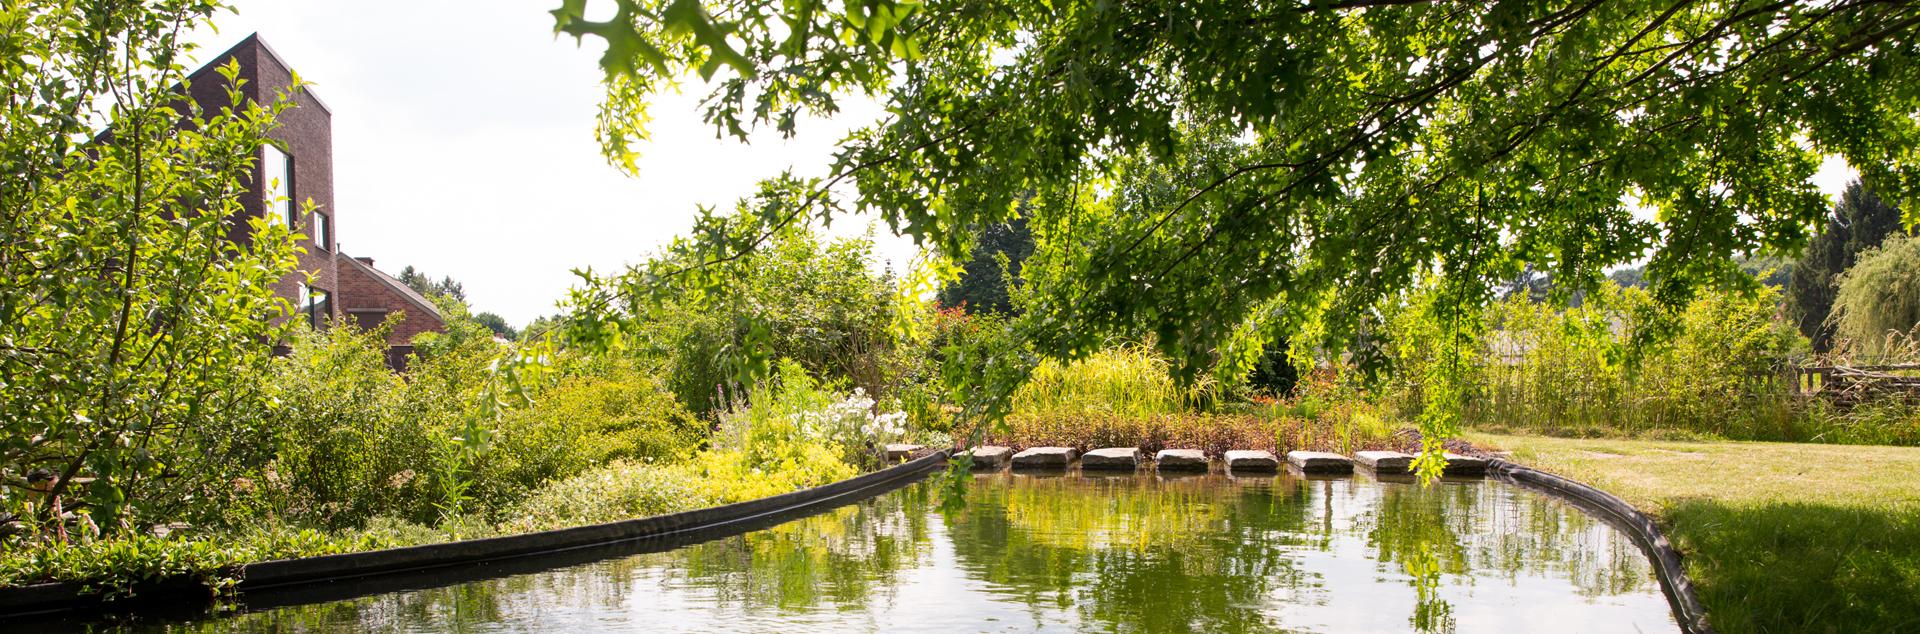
[337,252,446,323]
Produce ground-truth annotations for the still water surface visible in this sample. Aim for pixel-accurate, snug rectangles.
[92,470,1678,633]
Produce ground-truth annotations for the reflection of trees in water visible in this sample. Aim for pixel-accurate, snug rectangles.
[1366,484,1472,634]
[947,473,1317,633]
[1363,480,1657,633]
[654,482,938,612]
[154,486,939,632]
[150,568,594,632]
[144,476,1662,633]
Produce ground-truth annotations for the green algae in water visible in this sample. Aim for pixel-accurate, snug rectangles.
[74,471,1679,633]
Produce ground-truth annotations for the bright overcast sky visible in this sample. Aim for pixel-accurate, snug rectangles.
[186,0,913,326]
[187,1,1858,325]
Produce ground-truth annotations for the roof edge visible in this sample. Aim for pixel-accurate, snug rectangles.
[187,32,335,115]
[337,252,447,324]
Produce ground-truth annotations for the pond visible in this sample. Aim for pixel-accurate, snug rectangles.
[64,469,1679,633]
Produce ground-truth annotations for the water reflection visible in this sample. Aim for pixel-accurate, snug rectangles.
[87,471,1676,633]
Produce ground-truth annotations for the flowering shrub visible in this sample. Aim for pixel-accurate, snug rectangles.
[718,361,910,470]
[793,388,909,466]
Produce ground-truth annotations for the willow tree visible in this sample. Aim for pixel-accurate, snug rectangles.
[551,0,1920,472]
[1830,234,1920,357]
[1787,180,1910,351]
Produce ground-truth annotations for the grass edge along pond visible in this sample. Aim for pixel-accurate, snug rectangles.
[1469,432,1920,634]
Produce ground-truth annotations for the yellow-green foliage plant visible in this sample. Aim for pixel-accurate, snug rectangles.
[1010,345,1213,419]
[1829,234,1920,359]
[688,362,866,503]
[483,359,706,510]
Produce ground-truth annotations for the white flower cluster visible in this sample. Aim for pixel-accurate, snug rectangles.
[867,411,907,438]
[792,388,907,443]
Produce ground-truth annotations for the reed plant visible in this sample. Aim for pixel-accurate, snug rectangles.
[1390,282,1919,445]
[1010,345,1215,419]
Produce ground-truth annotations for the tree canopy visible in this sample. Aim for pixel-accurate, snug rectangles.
[398,265,467,302]
[937,212,1033,315]
[552,0,1920,462]
[1,1,300,532]
[1830,233,1920,357]
[1787,180,1911,352]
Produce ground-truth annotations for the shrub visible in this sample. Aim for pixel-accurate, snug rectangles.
[477,360,706,514]
[634,228,900,416]
[257,328,713,528]
[0,9,302,535]
[499,461,711,533]
[255,326,441,528]
[713,361,901,470]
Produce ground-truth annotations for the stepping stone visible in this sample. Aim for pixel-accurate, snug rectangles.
[1443,452,1488,476]
[1082,447,1143,470]
[884,443,924,461]
[1354,450,1415,474]
[1286,451,1354,474]
[1012,446,1077,469]
[968,446,1012,469]
[1155,449,1209,471]
[1224,450,1280,472]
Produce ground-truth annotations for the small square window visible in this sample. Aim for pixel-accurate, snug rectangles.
[313,212,331,251]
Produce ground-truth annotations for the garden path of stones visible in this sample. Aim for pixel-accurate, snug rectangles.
[881,443,1488,476]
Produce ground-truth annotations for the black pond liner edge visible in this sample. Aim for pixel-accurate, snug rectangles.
[1489,458,1716,634]
[0,450,953,622]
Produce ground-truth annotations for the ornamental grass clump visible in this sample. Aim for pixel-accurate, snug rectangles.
[1011,345,1215,419]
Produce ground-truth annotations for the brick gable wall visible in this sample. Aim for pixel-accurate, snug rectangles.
[337,255,447,349]
[185,34,447,369]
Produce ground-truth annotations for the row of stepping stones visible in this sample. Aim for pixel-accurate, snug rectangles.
[883,443,1487,476]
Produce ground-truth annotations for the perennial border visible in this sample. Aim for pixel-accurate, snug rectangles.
[0,450,952,619]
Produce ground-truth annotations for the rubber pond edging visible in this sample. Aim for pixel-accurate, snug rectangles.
[0,450,952,619]
[1487,458,1715,634]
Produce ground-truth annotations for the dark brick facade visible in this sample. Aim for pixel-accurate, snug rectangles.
[338,255,447,368]
[187,34,444,366]
[189,34,339,325]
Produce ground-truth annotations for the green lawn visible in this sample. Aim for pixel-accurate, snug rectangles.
[1468,432,1920,634]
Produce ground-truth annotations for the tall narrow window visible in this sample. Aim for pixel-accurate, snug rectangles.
[298,284,331,329]
[262,145,296,227]
[313,211,331,251]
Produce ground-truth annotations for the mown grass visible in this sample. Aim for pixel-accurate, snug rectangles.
[1470,432,1920,634]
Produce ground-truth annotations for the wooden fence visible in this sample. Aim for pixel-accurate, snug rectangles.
[1776,363,1920,404]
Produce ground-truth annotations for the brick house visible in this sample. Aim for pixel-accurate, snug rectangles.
[188,34,446,367]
